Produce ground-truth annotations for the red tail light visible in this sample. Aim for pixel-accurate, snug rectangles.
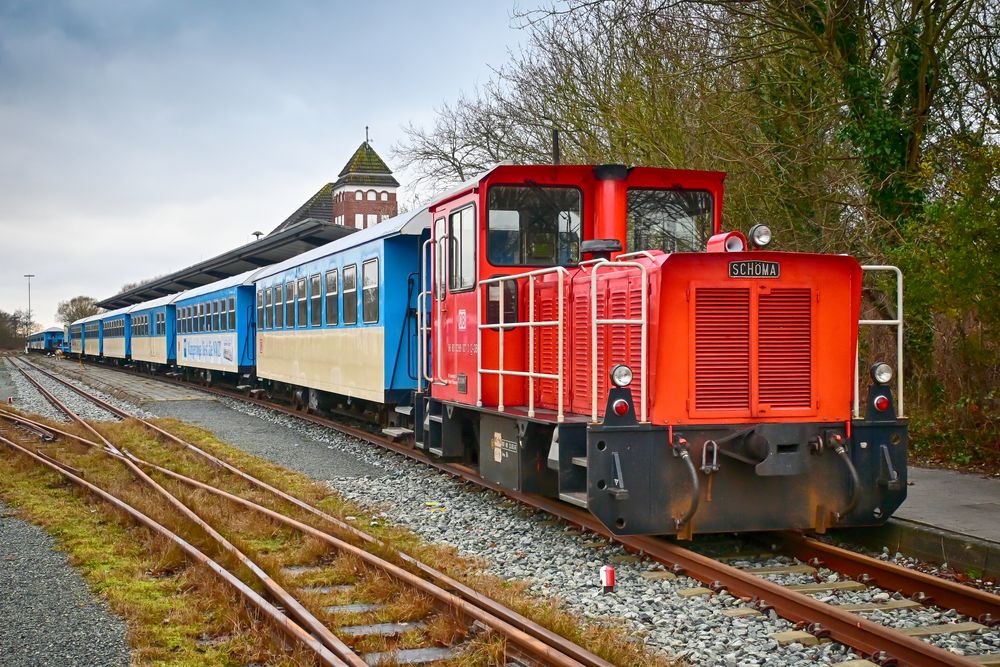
[874,395,890,412]
[612,399,629,416]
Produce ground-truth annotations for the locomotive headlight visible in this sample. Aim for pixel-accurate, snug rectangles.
[749,224,773,248]
[870,362,893,385]
[610,364,633,388]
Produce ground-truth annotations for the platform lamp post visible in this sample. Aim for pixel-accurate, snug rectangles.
[23,273,35,340]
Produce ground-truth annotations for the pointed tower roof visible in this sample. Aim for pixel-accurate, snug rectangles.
[334,141,400,189]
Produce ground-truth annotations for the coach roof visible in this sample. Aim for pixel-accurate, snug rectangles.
[252,206,430,283]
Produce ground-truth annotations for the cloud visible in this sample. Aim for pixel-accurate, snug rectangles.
[0,0,523,326]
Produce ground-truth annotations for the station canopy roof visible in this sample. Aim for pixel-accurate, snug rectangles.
[97,189,357,310]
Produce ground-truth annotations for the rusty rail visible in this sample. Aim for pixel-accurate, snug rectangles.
[0,429,348,667]
[25,355,1000,666]
[10,359,610,667]
[5,360,365,666]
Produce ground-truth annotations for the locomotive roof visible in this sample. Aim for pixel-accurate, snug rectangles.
[252,206,430,282]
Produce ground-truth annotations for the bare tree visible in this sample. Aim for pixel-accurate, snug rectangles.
[56,296,101,324]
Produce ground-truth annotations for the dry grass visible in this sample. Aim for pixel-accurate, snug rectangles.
[0,408,677,666]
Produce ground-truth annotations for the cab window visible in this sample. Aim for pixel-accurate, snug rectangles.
[487,185,581,266]
[449,206,475,291]
[626,189,713,253]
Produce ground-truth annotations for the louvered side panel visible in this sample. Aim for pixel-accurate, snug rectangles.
[570,290,592,414]
[534,293,557,403]
[628,277,644,400]
[758,288,813,409]
[694,288,751,413]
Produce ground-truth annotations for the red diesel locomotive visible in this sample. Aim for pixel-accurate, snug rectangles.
[414,163,906,538]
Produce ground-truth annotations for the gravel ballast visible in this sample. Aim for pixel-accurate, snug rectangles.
[20,360,1000,665]
[0,500,132,667]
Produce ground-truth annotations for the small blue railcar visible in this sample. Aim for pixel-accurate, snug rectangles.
[25,327,65,354]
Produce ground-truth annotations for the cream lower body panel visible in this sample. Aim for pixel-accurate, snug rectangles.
[104,338,126,360]
[84,341,99,356]
[132,337,168,364]
[176,333,238,373]
[71,341,82,354]
[257,327,385,403]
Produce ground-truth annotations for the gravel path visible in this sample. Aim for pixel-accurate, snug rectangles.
[0,500,132,667]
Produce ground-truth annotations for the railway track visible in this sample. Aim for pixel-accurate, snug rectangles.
[1,354,615,667]
[12,353,1000,666]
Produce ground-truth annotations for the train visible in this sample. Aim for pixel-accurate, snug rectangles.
[68,163,908,538]
[25,327,65,354]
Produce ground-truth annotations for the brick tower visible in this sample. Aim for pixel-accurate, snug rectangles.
[331,140,400,229]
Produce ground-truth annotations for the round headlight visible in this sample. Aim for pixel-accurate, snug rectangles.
[610,364,633,388]
[870,362,893,385]
[749,224,772,248]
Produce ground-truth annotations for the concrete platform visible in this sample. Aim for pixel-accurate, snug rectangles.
[832,466,1000,578]
[897,467,1000,543]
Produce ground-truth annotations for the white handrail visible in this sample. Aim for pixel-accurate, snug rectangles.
[854,265,905,418]
[590,259,649,422]
[478,266,569,421]
[433,232,453,386]
[418,238,434,390]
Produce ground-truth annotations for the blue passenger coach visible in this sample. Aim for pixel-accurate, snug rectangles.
[252,208,428,408]
[129,294,179,369]
[77,314,103,359]
[174,270,258,382]
[100,306,132,363]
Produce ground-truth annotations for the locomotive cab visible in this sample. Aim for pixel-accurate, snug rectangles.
[419,163,907,538]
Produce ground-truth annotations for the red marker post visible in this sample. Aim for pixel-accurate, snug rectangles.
[600,565,616,593]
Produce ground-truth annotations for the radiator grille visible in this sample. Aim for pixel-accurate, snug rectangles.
[758,288,812,408]
[694,288,751,411]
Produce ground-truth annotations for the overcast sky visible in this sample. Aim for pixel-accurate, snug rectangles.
[0,0,525,328]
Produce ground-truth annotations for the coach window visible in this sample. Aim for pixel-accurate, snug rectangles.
[198,304,204,333]
[220,299,227,332]
[273,285,282,328]
[228,296,236,331]
[256,290,264,329]
[362,259,379,323]
[296,277,307,327]
[284,281,294,328]
[264,288,273,329]
[216,300,223,332]
[434,217,446,300]
[449,205,476,291]
[325,269,338,325]
[487,185,582,266]
[343,265,358,325]
[309,274,321,326]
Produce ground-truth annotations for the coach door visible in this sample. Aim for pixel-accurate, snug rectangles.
[432,195,478,403]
